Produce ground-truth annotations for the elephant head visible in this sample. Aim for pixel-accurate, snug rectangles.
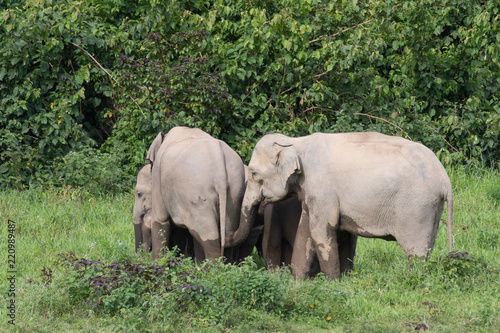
[133,164,153,252]
[225,134,301,247]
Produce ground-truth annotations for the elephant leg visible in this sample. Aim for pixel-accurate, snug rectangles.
[183,229,195,258]
[134,224,143,252]
[142,222,152,253]
[337,231,357,274]
[313,231,340,279]
[291,211,316,279]
[181,229,194,258]
[200,238,221,259]
[308,255,321,278]
[281,240,293,266]
[192,237,205,263]
[151,219,171,260]
[263,205,283,269]
[190,226,221,261]
[170,227,189,257]
[309,207,341,279]
[223,246,234,263]
[396,207,442,259]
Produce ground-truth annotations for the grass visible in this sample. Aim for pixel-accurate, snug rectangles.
[0,166,499,332]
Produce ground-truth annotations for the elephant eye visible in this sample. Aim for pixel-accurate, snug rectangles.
[137,192,143,198]
[251,172,263,184]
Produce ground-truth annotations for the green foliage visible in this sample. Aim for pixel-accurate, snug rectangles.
[1,0,499,191]
[54,147,133,194]
[48,251,285,324]
[194,256,285,324]
[54,251,203,315]
[0,0,114,186]
[104,30,234,177]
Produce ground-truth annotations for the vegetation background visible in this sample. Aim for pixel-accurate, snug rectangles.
[1,0,499,190]
[0,0,499,331]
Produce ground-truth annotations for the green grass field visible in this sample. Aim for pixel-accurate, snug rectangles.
[1,166,499,332]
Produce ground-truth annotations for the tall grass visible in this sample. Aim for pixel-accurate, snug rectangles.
[0,166,499,332]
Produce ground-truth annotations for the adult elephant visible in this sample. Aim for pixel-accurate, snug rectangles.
[226,132,453,279]
[147,127,246,261]
[133,164,195,258]
[263,197,357,277]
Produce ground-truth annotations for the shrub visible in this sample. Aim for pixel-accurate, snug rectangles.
[53,147,133,194]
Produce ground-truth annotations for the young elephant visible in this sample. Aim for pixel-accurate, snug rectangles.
[133,164,196,257]
[147,127,246,261]
[263,197,357,277]
[226,132,453,279]
[133,164,153,252]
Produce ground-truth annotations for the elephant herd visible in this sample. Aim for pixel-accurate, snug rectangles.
[133,126,454,279]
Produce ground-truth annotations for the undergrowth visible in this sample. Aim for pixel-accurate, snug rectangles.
[21,247,498,332]
[1,167,499,332]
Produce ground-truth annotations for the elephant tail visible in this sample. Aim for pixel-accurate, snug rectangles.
[215,141,229,257]
[446,188,454,253]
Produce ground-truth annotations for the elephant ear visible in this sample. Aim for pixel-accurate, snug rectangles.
[243,165,249,185]
[274,142,301,190]
[146,132,165,164]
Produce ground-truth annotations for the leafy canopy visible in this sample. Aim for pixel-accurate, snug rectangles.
[1,0,499,190]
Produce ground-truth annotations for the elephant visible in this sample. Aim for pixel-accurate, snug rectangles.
[147,127,246,261]
[225,132,454,279]
[133,164,196,258]
[263,197,357,277]
[133,164,153,252]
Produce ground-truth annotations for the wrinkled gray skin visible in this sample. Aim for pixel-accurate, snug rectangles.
[148,127,246,261]
[133,164,197,258]
[263,197,357,277]
[226,132,453,279]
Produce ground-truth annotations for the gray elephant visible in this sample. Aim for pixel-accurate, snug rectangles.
[148,127,246,261]
[133,164,153,252]
[263,197,357,277]
[226,132,453,279]
[133,164,196,257]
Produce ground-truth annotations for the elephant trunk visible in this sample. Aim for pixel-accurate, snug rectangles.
[225,189,261,247]
[134,221,143,252]
[133,207,144,252]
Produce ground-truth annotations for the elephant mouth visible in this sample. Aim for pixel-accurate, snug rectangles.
[136,208,152,224]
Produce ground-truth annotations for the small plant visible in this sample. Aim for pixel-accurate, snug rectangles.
[52,251,206,315]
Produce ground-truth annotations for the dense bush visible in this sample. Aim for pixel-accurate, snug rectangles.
[1,0,499,191]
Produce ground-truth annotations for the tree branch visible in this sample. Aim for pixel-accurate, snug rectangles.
[70,42,145,117]
[354,113,412,140]
[309,18,374,44]
[416,121,462,155]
